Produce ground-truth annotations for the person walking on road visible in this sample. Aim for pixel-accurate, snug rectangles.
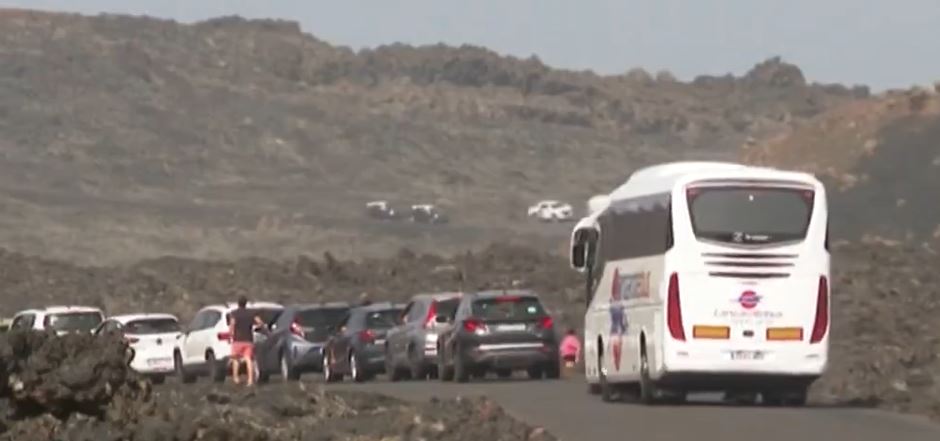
[560,328,582,367]
[228,295,264,386]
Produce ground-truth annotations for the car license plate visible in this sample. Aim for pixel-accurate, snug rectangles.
[730,350,763,360]
[374,339,386,346]
[496,324,526,332]
[147,357,172,366]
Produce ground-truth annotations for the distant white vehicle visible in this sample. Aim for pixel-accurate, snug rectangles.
[366,200,399,220]
[9,305,105,335]
[94,313,182,383]
[528,200,574,222]
[410,204,449,224]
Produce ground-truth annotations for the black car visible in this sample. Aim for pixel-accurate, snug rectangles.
[253,302,350,382]
[437,289,560,382]
[322,302,405,382]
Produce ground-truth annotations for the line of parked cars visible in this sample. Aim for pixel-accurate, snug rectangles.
[5,288,562,385]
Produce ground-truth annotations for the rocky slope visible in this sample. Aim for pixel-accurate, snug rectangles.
[743,87,940,243]
[0,331,555,440]
[0,8,866,264]
[1,241,939,422]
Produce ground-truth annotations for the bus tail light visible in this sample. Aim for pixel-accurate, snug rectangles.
[692,325,729,339]
[767,327,803,341]
[809,276,829,344]
[666,272,685,341]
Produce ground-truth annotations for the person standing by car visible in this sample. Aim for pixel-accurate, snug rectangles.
[559,328,581,368]
[228,295,265,386]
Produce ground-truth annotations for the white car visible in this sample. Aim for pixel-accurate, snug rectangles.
[527,200,574,222]
[93,313,181,383]
[173,302,283,383]
[9,305,105,335]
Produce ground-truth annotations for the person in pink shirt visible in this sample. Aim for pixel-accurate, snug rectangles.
[559,328,582,365]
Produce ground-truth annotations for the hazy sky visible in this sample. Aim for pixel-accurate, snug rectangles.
[6,0,940,90]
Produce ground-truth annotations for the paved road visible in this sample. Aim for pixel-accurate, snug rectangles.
[326,377,940,441]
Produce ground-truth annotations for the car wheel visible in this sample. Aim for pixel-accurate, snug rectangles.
[408,346,426,380]
[598,352,617,402]
[280,351,299,381]
[323,351,341,383]
[174,352,195,384]
[386,348,404,382]
[453,347,470,383]
[639,349,662,405]
[545,361,560,379]
[495,368,512,379]
[206,351,225,383]
[526,366,544,380]
[437,348,454,382]
[350,352,368,383]
[254,354,269,383]
[150,374,166,385]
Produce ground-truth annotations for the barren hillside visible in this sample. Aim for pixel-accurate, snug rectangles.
[0,9,865,264]
[744,86,940,243]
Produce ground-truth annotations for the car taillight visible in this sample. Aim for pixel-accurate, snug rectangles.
[537,316,553,330]
[358,329,375,344]
[217,332,231,341]
[810,275,829,344]
[290,320,305,337]
[666,272,685,341]
[463,318,486,333]
[423,301,438,329]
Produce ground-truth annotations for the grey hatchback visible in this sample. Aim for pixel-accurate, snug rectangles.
[253,302,350,381]
[437,289,560,382]
[384,292,463,380]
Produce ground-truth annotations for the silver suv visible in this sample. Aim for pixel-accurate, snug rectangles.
[384,292,463,380]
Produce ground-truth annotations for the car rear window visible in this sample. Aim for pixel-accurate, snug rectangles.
[44,312,103,332]
[124,318,180,335]
[296,308,348,327]
[472,296,546,320]
[226,308,282,325]
[365,309,403,329]
[687,186,814,245]
[434,298,460,318]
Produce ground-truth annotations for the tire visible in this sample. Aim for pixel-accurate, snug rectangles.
[206,351,225,383]
[763,388,807,407]
[598,352,616,402]
[544,361,560,379]
[254,355,269,383]
[453,348,470,383]
[408,346,427,380]
[638,350,657,404]
[323,351,342,383]
[350,352,369,383]
[526,366,544,380]
[386,349,405,382]
[150,375,166,385]
[174,352,196,384]
[280,351,300,381]
[438,348,454,382]
[495,369,512,379]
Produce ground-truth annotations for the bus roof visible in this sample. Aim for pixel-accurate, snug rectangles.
[607,161,821,202]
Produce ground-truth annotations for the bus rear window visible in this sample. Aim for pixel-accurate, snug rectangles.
[687,187,814,245]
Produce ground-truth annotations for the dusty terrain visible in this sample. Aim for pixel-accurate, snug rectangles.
[744,88,940,243]
[1,241,939,423]
[0,331,556,440]
[0,8,867,264]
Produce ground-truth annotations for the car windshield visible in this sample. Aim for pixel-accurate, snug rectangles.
[687,186,814,245]
[472,296,546,320]
[124,318,180,335]
[44,311,103,332]
[296,308,348,327]
[365,309,404,329]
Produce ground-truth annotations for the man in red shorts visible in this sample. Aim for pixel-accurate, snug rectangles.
[228,295,265,385]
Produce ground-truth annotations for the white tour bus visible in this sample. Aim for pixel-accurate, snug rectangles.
[569,161,829,406]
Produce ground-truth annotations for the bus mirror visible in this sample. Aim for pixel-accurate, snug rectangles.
[570,225,597,271]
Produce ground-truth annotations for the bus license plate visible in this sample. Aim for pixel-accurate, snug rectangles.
[730,350,763,360]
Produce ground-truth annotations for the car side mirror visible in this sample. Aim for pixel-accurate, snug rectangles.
[435,314,450,324]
